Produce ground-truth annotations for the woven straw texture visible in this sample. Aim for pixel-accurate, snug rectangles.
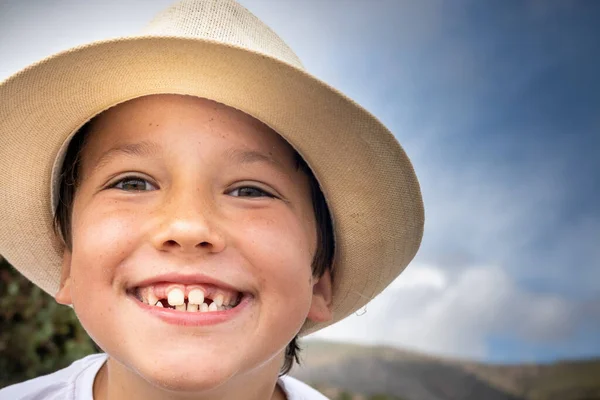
[0,0,424,335]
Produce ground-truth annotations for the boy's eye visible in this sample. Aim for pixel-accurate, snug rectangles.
[111,177,156,192]
[228,186,273,198]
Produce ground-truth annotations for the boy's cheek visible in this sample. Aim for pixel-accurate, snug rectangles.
[73,208,142,253]
[67,213,141,296]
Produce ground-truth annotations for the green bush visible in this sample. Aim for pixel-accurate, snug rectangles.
[0,257,96,388]
[369,394,406,400]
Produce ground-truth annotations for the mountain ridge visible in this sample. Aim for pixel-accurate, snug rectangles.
[291,340,600,400]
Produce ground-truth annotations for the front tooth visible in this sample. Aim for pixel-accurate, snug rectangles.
[188,289,205,305]
[213,294,224,307]
[200,303,209,313]
[208,302,218,312]
[175,304,186,311]
[187,303,199,312]
[167,288,185,306]
[155,301,164,308]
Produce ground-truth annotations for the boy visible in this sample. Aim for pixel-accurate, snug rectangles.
[0,1,424,399]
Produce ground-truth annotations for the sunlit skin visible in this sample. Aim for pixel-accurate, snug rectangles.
[55,94,333,400]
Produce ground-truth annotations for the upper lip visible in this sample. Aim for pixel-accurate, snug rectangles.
[130,272,245,293]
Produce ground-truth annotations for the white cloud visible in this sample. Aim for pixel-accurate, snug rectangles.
[311,264,582,360]
[390,265,447,291]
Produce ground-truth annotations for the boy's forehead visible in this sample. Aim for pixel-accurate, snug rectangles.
[80,94,298,168]
[90,94,271,134]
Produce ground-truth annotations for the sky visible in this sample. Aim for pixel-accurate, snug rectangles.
[1,0,598,364]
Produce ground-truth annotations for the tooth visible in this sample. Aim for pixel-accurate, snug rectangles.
[155,301,164,308]
[167,288,185,306]
[148,291,158,306]
[187,303,199,312]
[188,289,205,305]
[136,288,145,303]
[214,294,224,307]
[175,304,186,311]
[224,294,235,306]
[200,303,209,313]
[208,302,218,312]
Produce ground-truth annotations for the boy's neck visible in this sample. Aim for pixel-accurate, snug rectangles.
[93,356,287,400]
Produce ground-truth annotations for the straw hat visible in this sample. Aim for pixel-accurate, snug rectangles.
[0,0,424,334]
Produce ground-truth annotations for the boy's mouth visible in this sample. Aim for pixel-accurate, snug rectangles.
[129,283,243,312]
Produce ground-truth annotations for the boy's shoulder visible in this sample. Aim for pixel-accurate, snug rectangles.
[279,375,330,400]
[0,354,329,400]
[0,353,106,400]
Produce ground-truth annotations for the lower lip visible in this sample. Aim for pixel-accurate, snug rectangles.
[130,295,252,327]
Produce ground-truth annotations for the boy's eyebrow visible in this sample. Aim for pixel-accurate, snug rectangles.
[226,148,288,173]
[92,142,289,175]
[92,140,162,172]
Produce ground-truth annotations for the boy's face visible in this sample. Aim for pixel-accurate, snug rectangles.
[55,94,332,393]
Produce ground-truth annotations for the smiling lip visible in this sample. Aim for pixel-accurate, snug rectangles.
[131,272,243,293]
[130,293,251,327]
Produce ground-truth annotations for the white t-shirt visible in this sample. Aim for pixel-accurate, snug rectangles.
[0,354,328,400]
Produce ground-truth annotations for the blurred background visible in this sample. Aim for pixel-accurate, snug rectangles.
[1,1,599,399]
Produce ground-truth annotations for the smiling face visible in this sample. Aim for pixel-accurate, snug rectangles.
[55,94,332,397]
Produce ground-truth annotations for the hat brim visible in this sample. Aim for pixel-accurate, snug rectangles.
[0,36,424,335]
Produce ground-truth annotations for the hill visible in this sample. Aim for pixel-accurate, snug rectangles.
[292,340,600,400]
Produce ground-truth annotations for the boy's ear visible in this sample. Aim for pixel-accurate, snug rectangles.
[55,248,73,305]
[306,269,333,323]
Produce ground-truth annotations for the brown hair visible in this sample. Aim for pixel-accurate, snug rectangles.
[54,115,335,376]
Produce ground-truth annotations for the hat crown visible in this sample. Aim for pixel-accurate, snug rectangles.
[139,0,303,69]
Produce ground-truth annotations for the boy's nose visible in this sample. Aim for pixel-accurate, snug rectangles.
[150,199,226,255]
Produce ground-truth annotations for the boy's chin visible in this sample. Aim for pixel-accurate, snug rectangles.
[143,358,236,389]
[109,347,279,394]
[143,365,237,393]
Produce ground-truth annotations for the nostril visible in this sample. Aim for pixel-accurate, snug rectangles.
[198,242,210,248]
[164,240,179,248]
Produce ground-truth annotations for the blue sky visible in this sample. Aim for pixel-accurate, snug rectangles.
[1,0,598,363]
